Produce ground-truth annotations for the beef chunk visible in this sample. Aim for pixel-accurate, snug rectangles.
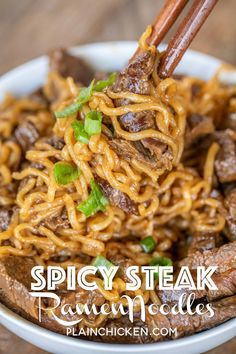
[73,287,105,307]
[207,268,236,301]
[185,114,214,147]
[113,50,156,95]
[187,231,222,255]
[0,207,13,232]
[95,176,138,215]
[29,88,48,107]
[53,286,105,314]
[179,241,236,273]
[112,50,173,172]
[157,268,236,305]
[100,316,152,344]
[49,49,94,86]
[119,111,155,132]
[224,189,236,241]
[40,214,70,231]
[108,254,134,283]
[0,257,71,335]
[109,138,157,169]
[142,137,173,170]
[44,136,65,150]
[14,121,40,151]
[220,112,236,131]
[146,295,236,341]
[215,131,236,183]
[0,256,38,319]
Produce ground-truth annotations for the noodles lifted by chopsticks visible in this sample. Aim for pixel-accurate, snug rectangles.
[0,27,235,328]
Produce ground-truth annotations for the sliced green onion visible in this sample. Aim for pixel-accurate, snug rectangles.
[84,111,102,136]
[55,72,116,119]
[90,179,108,209]
[78,80,95,104]
[149,256,173,279]
[92,255,114,270]
[93,72,117,92]
[140,236,156,253]
[78,194,99,217]
[77,179,108,217]
[71,120,89,144]
[53,162,81,185]
[55,101,82,119]
[54,80,95,119]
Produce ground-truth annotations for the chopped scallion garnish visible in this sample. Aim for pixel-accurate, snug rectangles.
[78,194,99,217]
[78,80,95,104]
[72,111,102,144]
[149,256,173,279]
[55,73,117,119]
[55,80,95,119]
[77,179,108,217]
[71,120,89,144]
[92,255,114,270]
[53,162,81,185]
[140,236,156,253]
[55,101,82,119]
[93,72,117,92]
[90,179,108,209]
[84,111,102,136]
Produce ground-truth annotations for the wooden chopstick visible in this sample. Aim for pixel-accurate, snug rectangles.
[158,0,218,78]
[130,0,188,62]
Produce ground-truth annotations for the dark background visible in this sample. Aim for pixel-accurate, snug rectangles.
[0,0,235,353]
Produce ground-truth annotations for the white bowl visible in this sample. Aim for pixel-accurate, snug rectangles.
[0,41,235,354]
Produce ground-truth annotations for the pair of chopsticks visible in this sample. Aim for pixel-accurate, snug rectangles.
[131,0,218,78]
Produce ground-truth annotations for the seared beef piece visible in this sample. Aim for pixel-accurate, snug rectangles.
[214,131,236,183]
[179,241,236,273]
[157,268,236,305]
[146,295,236,341]
[185,114,214,147]
[44,136,65,150]
[95,175,138,215]
[14,121,40,151]
[45,287,105,327]
[221,182,236,197]
[187,231,222,255]
[109,254,134,283]
[220,112,236,131]
[192,84,201,97]
[109,138,157,169]
[112,51,173,171]
[224,189,236,241]
[207,268,236,301]
[49,49,94,86]
[40,208,70,231]
[74,287,105,307]
[0,206,13,232]
[119,110,155,132]
[142,137,173,170]
[113,50,156,95]
[0,288,68,335]
[57,288,105,308]
[41,215,70,231]
[100,316,152,344]
[29,88,48,107]
[0,256,38,319]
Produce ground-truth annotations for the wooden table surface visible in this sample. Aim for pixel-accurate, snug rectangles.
[0,0,235,353]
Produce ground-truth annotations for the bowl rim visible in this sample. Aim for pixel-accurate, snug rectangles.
[0,302,236,352]
[0,41,235,352]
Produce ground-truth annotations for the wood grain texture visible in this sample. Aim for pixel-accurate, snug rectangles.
[0,0,235,353]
